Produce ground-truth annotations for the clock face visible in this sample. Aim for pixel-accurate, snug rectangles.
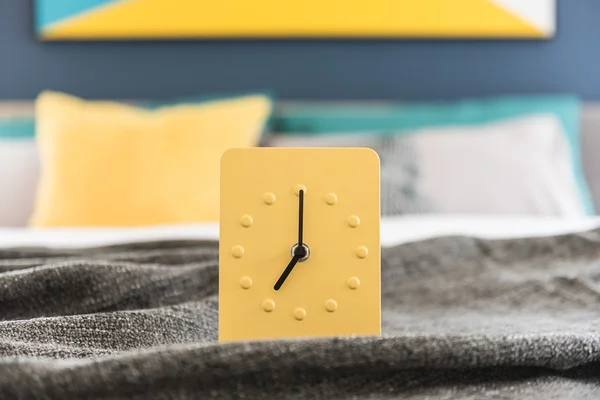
[219,148,381,342]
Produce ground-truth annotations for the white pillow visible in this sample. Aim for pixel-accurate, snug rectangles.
[0,139,39,226]
[266,115,586,217]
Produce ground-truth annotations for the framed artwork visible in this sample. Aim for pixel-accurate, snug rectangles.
[35,0,556,41]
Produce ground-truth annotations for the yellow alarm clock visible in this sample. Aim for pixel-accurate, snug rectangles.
[219,148,381,342]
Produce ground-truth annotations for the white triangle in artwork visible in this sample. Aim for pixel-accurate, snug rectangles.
[488,0,556,35]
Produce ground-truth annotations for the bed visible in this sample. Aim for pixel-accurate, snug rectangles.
[3,215,600,399]
[3,97,600,398]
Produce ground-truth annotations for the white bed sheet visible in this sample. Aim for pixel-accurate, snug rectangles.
[0,215,599,249]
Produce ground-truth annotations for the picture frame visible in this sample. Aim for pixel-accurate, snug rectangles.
[35,0,557,41]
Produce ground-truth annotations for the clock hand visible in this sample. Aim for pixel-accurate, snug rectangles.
[274,255,301,291]
[273,189,308,291]
[298,189,304,246]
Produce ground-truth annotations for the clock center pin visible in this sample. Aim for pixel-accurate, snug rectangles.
[291,243,310,262]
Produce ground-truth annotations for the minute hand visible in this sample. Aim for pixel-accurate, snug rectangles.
[298,189,304,246]
[274,256,300,291]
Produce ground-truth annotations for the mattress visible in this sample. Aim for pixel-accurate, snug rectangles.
[1,215,599,249]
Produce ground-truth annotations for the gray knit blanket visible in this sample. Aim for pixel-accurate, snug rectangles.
[2,231,600,399]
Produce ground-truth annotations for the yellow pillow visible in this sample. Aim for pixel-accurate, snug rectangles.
[30,91,272,227]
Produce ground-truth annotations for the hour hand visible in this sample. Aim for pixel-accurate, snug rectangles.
[274,255,300,291]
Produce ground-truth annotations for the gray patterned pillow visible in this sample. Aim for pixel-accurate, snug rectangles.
[264,116,588,217]
[368,136,434,214]
[263,133,434,215]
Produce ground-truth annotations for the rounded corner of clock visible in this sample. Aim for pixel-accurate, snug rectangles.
[220,148,234,165]
[360,148,381,164]
[220,147,246,165]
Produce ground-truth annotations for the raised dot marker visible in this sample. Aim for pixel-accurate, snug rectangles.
[240,215,253,228]
[325,299,338,312]
[347,277,360,290]
[355,246,369,259]
[324,193,338,205]
[347,215,360,228]
[262,299,276,312]
[231,245,245,258]
[239,276,253,290]
[293,307,307,321]
[263,192,276,205]
[294,184,307,196]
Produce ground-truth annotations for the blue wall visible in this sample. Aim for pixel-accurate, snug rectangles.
[1,0,599,101]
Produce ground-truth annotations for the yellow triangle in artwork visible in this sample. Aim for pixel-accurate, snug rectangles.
[43,0,544,39]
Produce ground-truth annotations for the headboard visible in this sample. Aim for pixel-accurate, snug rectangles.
[2,101,600,212]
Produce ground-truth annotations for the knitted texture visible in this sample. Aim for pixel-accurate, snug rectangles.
[2,232,600,399]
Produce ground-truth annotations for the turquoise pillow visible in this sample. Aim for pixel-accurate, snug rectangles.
[141,90,276,109]
[273,95,594,215]
[0,117,36,140]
